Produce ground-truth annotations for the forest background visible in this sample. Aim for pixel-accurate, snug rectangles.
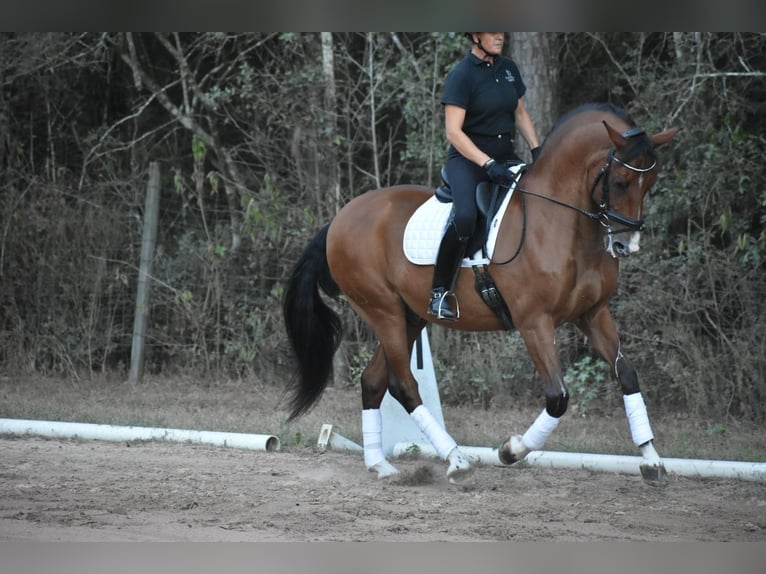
[1,32,764,424]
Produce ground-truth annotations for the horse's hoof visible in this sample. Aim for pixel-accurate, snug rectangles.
[446,448,474,484]
[498,440,517,465]
[498,435,528,465]
[640,462,668,485]
[369,460,400,480]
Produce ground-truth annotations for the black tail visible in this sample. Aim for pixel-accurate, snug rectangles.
[282,224,343,421]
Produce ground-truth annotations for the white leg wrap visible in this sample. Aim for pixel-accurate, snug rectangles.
[624,392,654,447]
[362,409,386,468]
[522,409,560,451]
[410,405,457,460]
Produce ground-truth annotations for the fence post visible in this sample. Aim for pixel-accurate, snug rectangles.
[129,162,161,384]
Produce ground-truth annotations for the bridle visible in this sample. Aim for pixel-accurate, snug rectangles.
[492,127,657,265]
[491,126,657,264]
[517,127,656,235]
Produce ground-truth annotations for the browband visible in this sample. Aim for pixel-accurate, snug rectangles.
[621,126,645,138]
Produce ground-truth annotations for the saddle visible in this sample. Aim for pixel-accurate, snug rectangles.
[435,162,525,258]
[404,162,526,331]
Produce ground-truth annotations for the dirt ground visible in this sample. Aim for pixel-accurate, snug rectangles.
[2,432,765,542]
[1,375,765,542]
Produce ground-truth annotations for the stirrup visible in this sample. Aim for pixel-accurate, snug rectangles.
[428,289,459,321]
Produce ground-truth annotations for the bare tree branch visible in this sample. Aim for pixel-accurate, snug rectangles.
[119,33,247,251]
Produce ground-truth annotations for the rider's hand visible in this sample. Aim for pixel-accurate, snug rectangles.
[531,146,542,162]
[483,159,513,185]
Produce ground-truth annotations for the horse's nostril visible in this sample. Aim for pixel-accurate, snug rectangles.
[613,241,629,257]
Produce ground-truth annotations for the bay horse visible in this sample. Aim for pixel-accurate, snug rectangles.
[283,103,678,484]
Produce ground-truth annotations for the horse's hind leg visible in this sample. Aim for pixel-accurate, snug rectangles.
[402,317,472,482]
[391,324,473,483]
[359,345,400,479]
[359,306,472,482]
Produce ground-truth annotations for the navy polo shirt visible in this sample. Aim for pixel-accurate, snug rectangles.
[441,51,526,137]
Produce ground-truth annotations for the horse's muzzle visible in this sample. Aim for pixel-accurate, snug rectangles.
[607,231,641,258]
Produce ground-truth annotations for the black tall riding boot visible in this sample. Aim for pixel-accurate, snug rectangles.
[427,223,469,321]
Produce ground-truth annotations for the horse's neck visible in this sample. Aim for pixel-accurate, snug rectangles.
[544,131,607,215]
[517,159,607,253]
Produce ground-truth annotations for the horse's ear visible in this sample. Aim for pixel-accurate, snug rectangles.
[650,127,680,148]
[603,121,627,148]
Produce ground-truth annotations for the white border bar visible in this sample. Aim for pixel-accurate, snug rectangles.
[0,418,281,452]
[393,442,766,482]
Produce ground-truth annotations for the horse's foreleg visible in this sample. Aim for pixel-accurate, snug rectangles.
[616,347,666,482]
[578,307,667,484]
[500,318,568,465]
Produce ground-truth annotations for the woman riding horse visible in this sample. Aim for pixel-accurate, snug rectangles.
[430,32,540,321]
[283,102,678,484]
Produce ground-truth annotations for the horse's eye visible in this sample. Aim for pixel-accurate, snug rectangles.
[614,179,629,192]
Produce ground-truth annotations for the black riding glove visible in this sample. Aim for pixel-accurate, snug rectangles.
[483,159,513,186]
[531,146,542,162]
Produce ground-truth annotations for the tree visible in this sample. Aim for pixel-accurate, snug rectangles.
[2,32,765,421]
[116,33,252,253]
[510,32,559,151]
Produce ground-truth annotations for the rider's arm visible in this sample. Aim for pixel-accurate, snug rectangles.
[514,97,540,151]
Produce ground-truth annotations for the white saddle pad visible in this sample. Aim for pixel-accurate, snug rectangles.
[403,174,520,266]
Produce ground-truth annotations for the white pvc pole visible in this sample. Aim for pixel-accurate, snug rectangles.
[328,431,364,453]
[0,418,280,452]
[392,442,766,482]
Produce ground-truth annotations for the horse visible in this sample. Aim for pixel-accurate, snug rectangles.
[283,102,678,484]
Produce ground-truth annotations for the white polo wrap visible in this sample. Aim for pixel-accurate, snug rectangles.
[411,405,457,460]
[522,409,560,451]
[623,392,654,446]
[362,408,386,468]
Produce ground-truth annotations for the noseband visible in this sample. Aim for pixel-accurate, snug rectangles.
[589,127,656,234]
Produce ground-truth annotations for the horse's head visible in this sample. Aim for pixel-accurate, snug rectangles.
[595,121,679,257]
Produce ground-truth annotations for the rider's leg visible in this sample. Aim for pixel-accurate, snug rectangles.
[427,221,468,321]
[427,155,479,321]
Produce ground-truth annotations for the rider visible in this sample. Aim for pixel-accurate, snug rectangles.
[428,32,541,321]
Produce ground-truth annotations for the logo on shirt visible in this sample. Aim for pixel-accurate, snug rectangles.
[505,69,516,83]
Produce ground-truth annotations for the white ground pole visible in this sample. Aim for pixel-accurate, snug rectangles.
[391,444,766,483]
[380,328,446,456]
[0,418,281,452]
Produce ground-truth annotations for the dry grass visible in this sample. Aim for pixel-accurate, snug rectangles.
[0,373,764,462]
